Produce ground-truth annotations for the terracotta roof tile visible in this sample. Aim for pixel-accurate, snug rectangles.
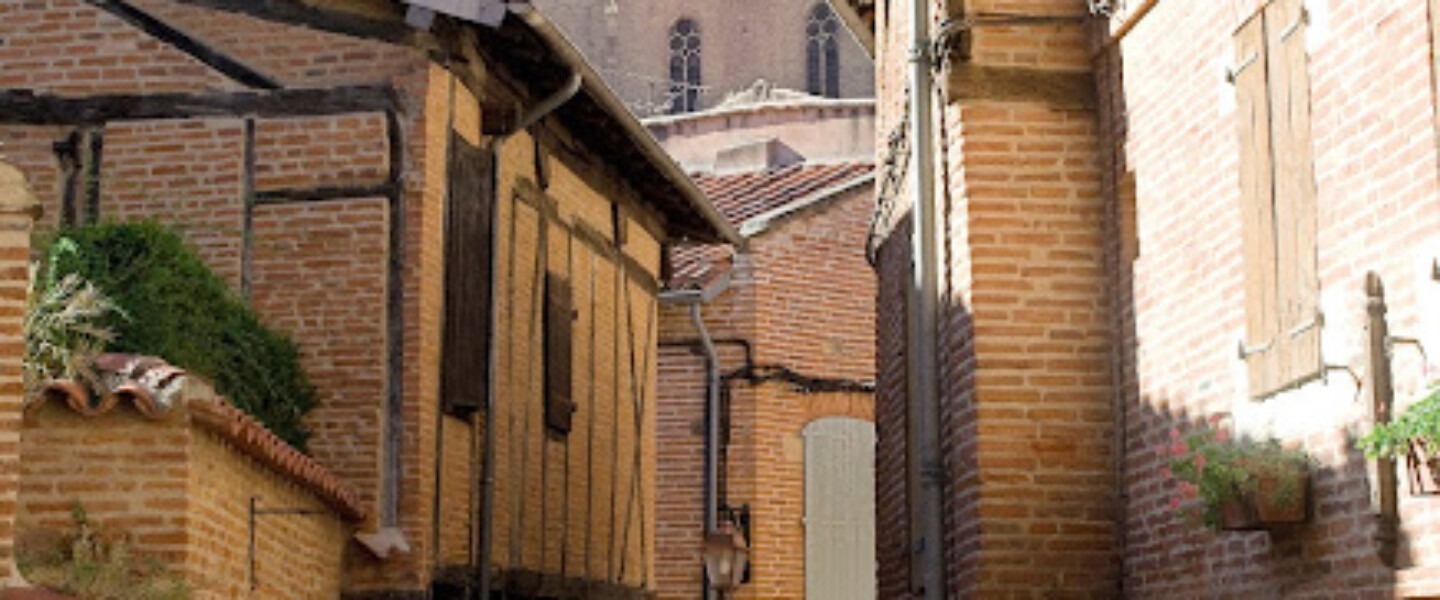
[691,162,872,224]
[32,355,366,522]
[671,162,872,287]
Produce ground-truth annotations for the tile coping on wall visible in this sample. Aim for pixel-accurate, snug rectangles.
[29,353,366,522]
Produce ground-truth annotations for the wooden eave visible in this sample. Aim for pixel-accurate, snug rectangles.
[168,0,742,247]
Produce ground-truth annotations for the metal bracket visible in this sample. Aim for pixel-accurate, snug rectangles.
[1288,310,1325,338]
[1238,338,1274,359]
[1226,52,1260,84]
[1387,335,1430,380]
[249,496,329,591]
[1279,7,1309,42]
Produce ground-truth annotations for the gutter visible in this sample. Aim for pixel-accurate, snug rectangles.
[658,270,734,600]
[509,5,745,250]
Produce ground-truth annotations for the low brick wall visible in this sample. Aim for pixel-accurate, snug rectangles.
[18,377,362,599]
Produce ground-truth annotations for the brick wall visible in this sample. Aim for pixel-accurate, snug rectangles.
[0,0,235,94]
[18,404,193,566]
[655,183,876,600]
[869,0,1440,596]
[1102,0,1440,596]
[1,1,694,595]
[18,395,354,599]
[872,217,911,600]
[187,428,350,599]
[870,0,1116,596]
[0,163,40,582]
[250,198,389,524]
[102,118,247,286]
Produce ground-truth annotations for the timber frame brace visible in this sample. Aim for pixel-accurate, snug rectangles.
[1,82,411,540]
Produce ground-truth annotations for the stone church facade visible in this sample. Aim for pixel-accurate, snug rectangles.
[534,0,876,115]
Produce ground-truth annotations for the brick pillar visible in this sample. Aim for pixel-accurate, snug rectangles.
[934,1,1117,595]
[0,161,40,584]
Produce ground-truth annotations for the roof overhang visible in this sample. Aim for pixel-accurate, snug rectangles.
[167,0,742,247]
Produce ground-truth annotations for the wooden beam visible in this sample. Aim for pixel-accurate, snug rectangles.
[0,86,399,125]
[945,64,1097,109]
[252,182,398,205]
[86,0,282,89]
[167,0,413,45]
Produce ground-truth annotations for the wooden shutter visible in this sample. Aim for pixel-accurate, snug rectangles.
[544,270,575,434]
[1265,0,1321,390]
[1432,0,1440,157]
[441,133,496,417]
[805,417,877,600]
[1234,12,1280,398]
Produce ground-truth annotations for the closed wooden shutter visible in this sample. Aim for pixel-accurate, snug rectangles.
[1432,0,1439,156]
[1234,12,1280,398]
[804,417,877,600]
[544,270,575,434]
[442,133,496,416]
[1266,0,1321,390]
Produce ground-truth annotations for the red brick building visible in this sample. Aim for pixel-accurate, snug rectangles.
[835,0,1440,596]
[0,1,738,596]
[649,94,878,599]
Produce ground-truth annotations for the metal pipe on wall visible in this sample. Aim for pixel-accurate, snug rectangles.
[905,0,946,596]
[659,270,733,600]
[477,70,583,599]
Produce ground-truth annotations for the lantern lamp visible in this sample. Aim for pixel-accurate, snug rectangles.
[701,520,749,592]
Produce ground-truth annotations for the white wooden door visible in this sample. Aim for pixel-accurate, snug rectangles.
[804,417,877,599]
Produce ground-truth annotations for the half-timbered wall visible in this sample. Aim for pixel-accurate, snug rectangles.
[482,129,661,596]
[2,3,671,597]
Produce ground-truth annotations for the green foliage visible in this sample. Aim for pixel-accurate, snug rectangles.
[1161,415,1310,529]
[47,222,316,449]
[24,238,121,397]
[18,503,190,600]
[1359,386,1440,460]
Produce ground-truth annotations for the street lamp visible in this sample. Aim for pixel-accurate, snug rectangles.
[702,520,749,592]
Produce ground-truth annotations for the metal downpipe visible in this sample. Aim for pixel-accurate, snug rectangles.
[693,302,720,600]
[658,271,731,600]
[906,0,946,596]
[478,71,582,599]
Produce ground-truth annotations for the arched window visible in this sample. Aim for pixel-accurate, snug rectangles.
[806,3,841,98]
[667,18,702,114]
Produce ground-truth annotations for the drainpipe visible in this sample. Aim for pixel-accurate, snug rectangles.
[658,270,734,600]
[476,71,582,599]
[906,0,946,597]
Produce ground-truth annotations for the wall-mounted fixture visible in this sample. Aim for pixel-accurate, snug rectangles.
[702,515,750,594]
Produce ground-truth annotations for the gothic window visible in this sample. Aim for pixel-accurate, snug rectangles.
[668,18,702,114]
[806,3,841,98]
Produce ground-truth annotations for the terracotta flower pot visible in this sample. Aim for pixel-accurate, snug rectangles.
[1219,498,1260,531]
[1253,471,1308,524]
[1217,470,1309,531]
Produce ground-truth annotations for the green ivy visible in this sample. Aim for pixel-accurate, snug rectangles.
[1359,386,1440,460]
[47,222,316,450]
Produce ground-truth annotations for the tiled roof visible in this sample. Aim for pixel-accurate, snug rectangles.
[692,162,873,225]
[670,162,872,287]
[32,354,366,522]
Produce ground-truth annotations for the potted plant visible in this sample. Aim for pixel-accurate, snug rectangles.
[1358,386,1440,495]
[1161,414,1312,531]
